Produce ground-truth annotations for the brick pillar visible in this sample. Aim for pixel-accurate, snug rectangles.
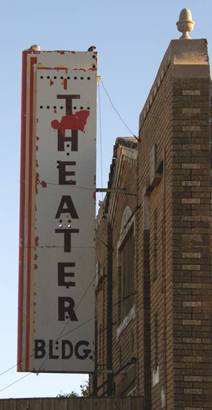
[138,39,212,409]
[172,64,212,407]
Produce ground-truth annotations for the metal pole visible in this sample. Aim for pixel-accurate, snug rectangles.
[106,221,113,396]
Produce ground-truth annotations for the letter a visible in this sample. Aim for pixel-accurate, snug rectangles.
[55,195,78,219]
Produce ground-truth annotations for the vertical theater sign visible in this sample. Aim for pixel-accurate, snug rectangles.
[18,47,97,373]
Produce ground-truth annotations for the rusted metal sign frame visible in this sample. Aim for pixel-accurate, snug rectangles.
[18,49,97,373]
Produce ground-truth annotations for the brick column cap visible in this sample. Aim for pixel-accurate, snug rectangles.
[139,39,209,129]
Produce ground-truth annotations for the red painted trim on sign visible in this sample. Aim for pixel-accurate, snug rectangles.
[37,66,68,72]
[51,110,90,133]
[63,78,67,90]
[17,50,28,371]
[25,55,37,371]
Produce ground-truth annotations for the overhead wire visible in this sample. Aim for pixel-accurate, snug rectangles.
[0,258,138,390]
[0,77,138,392]
[36,317,95,373]
[38,77,137,368]
[100,79,138,139]
[0,269,136,390]
[55,317,94,342]
[0,317,95,394]
[0,364,18,378]
[55,271,97,342]
[0,374,31,394]
[0,353,36,379]
[0,269,97,391]
[35,269,97,373]
[97,78,104,200]
[33,78,104,372]
[0,260,136,377]
[37,182,94,191]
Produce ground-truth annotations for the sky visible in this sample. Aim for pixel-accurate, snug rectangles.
[0,0,212,399]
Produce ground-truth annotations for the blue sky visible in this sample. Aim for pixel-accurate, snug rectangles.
[0,0,211,399]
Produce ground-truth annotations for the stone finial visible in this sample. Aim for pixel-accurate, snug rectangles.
[176,8,195,39]
[30,44,41,51]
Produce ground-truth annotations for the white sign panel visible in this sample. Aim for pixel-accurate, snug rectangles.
[18,49,97,373]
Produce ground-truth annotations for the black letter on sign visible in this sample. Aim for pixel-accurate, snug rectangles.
[56,195,78,219]
[58,161,76,185]
[58,262,76,287]
[62,340,74,359]
[58,130,78,152]
[49,340,59,359]
[34,339,45,359]
[75,340,91,360]
[58,297,78,321]
[55,228,79,252]
[58,95,80,115]
[57,95,80,152]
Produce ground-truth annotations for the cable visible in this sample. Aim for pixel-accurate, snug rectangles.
[1,206,137,379]
[56,317,94,341]
[0,82,138,386]
[37,182,94,191]
[55,271,97,342]
[0,269,97,379]
[36,271,97,373]
[0,353,34,378]
[100,79,138,139]
[94,357,137,394]
[0,272,97,379]
[0,364,17,378]
[0,374,31,394]
[0,287,135,388]
[97,79,104,200]
[1,216,138,378]
[36,317,95,373]
[0,320,134,395]
[0,318,95,387]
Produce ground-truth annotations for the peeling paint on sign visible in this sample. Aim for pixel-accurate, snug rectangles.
[18,50,97,373]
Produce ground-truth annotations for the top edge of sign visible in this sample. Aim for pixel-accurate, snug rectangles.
[23,48,97,55]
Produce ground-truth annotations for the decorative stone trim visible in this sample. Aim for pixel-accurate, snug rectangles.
[183,301,202,307]
[182,125,201,131]
[152,366,160,387]
[116,305,136,340]
[182,163,200,169]
[182,89,201,95]
[182,181,200,187]
[182,252,201,258]
[117,206,134,252]
[182,108,200,114]
[183,356,202,362]
[183,319,201,325]
[182,264,200,270]
[181,198,200,204]
[139,39,208,131]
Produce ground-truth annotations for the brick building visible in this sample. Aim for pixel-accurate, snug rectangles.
[94,13,212,410]
[94,137,138,397]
